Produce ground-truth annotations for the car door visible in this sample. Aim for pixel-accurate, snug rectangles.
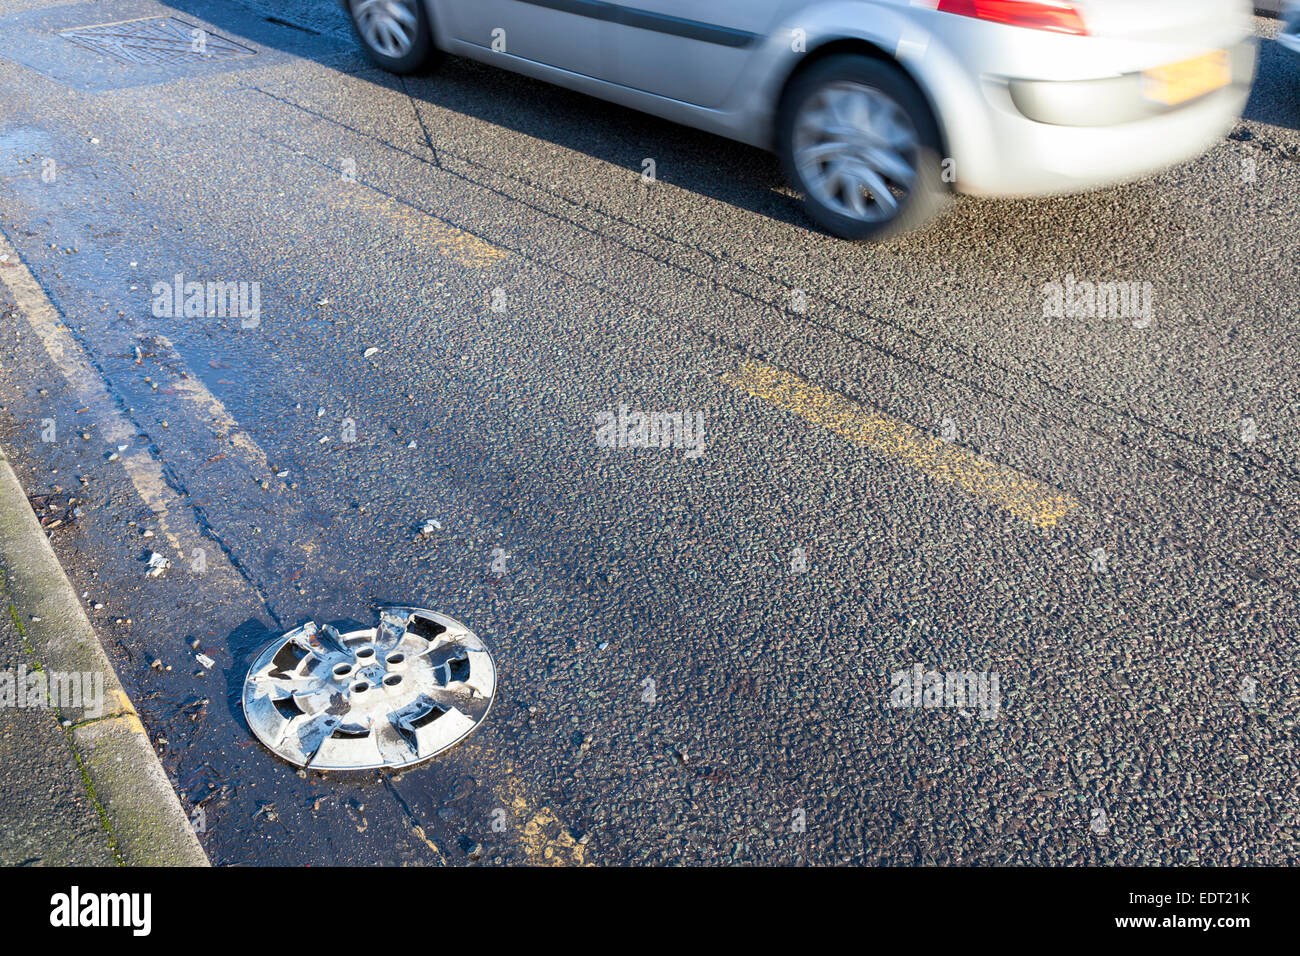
[437,0,604,79]
[604,1,790,109]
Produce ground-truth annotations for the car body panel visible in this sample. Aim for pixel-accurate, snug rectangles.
[1280,1,1300,57]
[602,1,794,109]
[440,0,603,79]
[411,0,1255,197]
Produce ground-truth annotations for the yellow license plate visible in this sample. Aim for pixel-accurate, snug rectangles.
[1142,50,1230,106]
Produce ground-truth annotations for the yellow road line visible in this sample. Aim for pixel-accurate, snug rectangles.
[488,758,590,866]
[157,334,272,468]
[722,360,1078,529]
[333,187,508,270]
[103,688,147,736]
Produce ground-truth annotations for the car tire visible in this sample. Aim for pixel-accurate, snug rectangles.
[777,55,948,241]
[348,0,438,75]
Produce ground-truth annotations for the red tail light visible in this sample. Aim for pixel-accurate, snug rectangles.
[935,0,1088,36]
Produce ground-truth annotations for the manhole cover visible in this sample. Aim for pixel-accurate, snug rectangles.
[242,608,496,771]
[59,17,254,67]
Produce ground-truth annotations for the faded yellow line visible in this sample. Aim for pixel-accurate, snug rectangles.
[157,334,271,467]
[722,361,1077,529]
[333,187,507,269]
[104,688,147,737]
[489,759,590,866]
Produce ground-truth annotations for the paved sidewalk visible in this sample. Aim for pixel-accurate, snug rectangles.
[0,439,208,866]
[0,590,121,868]
[0,589,119,866]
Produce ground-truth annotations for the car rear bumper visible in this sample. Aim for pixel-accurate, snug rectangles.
[1006,40,1253,127]
[952,39,1255,196]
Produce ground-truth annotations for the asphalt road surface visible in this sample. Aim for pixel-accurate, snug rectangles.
[0,0,1297,865]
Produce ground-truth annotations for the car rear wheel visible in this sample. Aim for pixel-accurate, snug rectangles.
[778,55,948,241]
[348,0,437,74]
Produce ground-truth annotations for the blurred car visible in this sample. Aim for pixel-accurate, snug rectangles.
[1280,2,1300,57]
[345,0,1256,240]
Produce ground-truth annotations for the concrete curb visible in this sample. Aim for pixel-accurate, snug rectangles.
[0,442,209,866]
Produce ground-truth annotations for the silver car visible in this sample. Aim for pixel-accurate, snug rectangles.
[345,0,1256,239]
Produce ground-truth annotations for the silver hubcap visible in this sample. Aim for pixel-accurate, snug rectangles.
[792,81,920,223]
[354,0,419,59]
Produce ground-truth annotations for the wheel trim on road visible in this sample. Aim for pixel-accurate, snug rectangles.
[242,608,496,771]
[354,0,419,59]
[792,81,920,224]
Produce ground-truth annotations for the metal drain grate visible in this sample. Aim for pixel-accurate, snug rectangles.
[243,608,496,771]
[59,17,254,67]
